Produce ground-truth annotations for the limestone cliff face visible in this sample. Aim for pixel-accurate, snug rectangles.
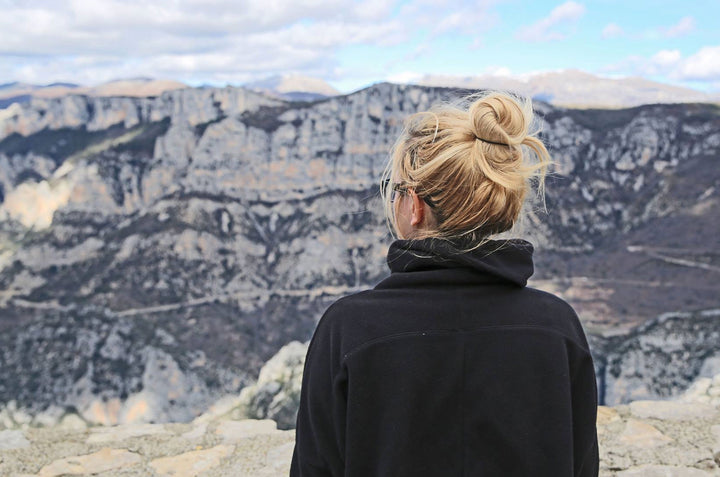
[0,87,282,140]
[0,83,718,423]
[594,309,720,406]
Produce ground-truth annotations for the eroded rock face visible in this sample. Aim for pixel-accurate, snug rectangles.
[0,305,250,426]
[0,84,718,424]
[594,310,720,406]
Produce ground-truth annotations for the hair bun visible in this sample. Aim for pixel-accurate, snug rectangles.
[468,93,529,146]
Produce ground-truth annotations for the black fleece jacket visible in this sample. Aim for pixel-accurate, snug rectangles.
[291,239,599,477]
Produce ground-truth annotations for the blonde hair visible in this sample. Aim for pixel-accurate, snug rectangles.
[381,91,551,244]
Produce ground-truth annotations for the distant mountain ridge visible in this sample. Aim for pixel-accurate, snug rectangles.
[244,74,340,101]
[4,70,717,109]
[0,82,80,90]
[415,69,719,108]
[0,75,341,108]
[0,78,187,109]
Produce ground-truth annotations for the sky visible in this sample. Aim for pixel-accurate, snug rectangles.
[1,0,718,94]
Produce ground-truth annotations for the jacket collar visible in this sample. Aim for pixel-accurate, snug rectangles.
[381,238,534,288]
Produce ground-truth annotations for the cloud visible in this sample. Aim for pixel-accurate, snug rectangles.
[677,46,720,81]
[378,0,500,74]
[394,0,499,43]
[633,16,696,41]
[602,16,695,42]
[0,0,508,88]
[432,4,499,36]
[602,51,679,77]
[386,71,423,84]
[0,0,407,85]
[601,23,623,39]
[0,0,402,56]
[483,66,513,76]
[516,1,586,42]
[1,16,408,86]
[662,16,695,38]
[651,50,682,69]
[603,45,720,86]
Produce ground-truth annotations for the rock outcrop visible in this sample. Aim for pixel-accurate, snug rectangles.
[234,341,306,430]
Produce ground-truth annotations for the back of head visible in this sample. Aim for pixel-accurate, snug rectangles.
[382,91,551,244]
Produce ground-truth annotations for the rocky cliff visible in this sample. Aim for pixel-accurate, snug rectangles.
[0,83,718,423]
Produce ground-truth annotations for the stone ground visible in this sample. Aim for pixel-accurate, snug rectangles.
[0,417,295,477]
[0,400,719,476]
[598,400,720,476]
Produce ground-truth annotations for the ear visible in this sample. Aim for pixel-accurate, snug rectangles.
[409,190,425,227]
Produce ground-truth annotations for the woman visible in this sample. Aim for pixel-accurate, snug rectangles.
[291,92,599,476]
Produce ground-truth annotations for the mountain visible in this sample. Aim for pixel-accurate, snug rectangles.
[244,74,340,101]
[88,78,187,98]
[0,82,81,93]
[0,83,82,109]
[0,79,186,109]
[0,83,717,423]
[416,70,719,108]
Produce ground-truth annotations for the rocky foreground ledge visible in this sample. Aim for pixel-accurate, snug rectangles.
[1,375,720,477]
